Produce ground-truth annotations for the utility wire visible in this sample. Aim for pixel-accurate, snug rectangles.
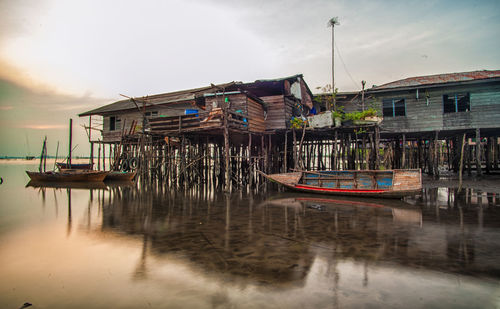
[334,42,361,90]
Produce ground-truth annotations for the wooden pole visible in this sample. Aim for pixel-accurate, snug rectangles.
[293,129,297,170]
[89,116,94,168]
[223,100,230,192]
[68,118,73,169]
[90,142,94,170]
[402,134,406,169]
[434,131,440,177]
[43,139,47,172]
[97,141,101,171]
[467,140,472,176]
[297,124,306,169]
[476,128,482,176]
[284,131,288,173]
[374,126,380,170]
[102,143,106,171]
[333,130,338,169]
[39,136,47,173]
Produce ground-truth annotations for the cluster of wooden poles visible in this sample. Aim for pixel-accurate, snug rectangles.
[87,124,499,193]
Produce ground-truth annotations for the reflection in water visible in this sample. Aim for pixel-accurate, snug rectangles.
[1,172,500,308]
[96,185,500,284]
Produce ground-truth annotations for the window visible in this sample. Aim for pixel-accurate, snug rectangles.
[109,116,121,131]
[382,98,406,117]
[145,111,158,117]
[443,93,470,113]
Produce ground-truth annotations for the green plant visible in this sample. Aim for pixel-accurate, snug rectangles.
[290,117,307,129]
[344,108,379,121]
[332,111,342,119]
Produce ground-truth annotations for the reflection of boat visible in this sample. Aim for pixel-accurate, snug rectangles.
[103,180,135,188]
[262,195,422,225]
[26,180,108,190]
[105,171,137,181]
[26,170,109,182]
[56,162,93,170]
[260,169,422,198]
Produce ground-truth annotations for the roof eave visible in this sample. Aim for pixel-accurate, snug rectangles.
[367,77,500,93]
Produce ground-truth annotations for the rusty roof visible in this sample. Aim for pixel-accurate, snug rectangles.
[79,74,313,117]
[371,70,500,91]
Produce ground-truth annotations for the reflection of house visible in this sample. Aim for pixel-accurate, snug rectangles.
[79,74,314,142]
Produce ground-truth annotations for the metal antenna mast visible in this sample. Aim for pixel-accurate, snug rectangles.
[328,17,340,111]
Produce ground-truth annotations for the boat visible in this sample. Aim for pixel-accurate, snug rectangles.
[259,169,422,198]
[56,162,94,170]
[26,170,109,182]
[104,171,137,181]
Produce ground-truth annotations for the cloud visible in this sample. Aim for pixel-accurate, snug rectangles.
[17,124,67,130]
[0,76,108,157]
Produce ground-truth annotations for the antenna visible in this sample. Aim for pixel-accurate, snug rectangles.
[328,17,340,111]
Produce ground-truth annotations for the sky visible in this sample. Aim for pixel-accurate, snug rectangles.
[1,0,499,157]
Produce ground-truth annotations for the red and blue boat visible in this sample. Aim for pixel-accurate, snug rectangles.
[260,169,422,198]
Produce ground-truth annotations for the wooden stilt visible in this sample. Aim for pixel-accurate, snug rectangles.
[476,128,482,176]
[402,134,406,169]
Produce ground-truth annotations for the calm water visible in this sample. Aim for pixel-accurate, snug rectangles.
[1,162,500,309]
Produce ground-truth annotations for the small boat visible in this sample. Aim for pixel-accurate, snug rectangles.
[26,170,109,182]
[104,171,137,181]
[260,169,422,198]
[56,162,94,170]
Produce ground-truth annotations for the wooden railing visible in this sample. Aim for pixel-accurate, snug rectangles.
[148,109,252,133]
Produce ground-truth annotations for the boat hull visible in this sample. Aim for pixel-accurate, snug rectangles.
[282,183,419,198]
[26,170,109,182]
[261,169,422,199]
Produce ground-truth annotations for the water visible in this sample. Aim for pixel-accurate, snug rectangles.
[1,161,500,308]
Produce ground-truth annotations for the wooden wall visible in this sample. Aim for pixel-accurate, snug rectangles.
[261,95,285,130]
[101,101,196,142]
[368,81,500,134]
[260,95,294,130]
[247,97,265,132]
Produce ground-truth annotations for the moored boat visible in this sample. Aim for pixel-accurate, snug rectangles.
[260,169,422,198]
[104,171,137,181]
[26,170,109,182]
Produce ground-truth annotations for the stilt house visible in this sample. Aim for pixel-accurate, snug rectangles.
[79,74,314,142]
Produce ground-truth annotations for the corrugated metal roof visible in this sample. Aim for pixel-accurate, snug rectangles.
[79,81,238,116]
[371,70,500,91]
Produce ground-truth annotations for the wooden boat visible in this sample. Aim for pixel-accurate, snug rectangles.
[105,171,137,181]
[260,169,422,198]
[26,170,109,182]
[56,162,93,170]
